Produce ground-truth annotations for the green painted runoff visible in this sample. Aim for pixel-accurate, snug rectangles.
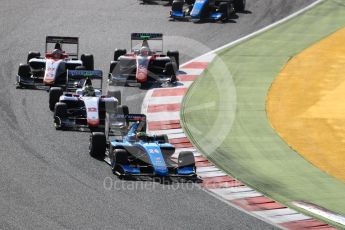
[181,0,345,228]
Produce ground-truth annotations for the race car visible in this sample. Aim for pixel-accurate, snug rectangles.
[52,70,121,131]
[108,33,179,88]
[140,0,173,5]
[16,36,94,89]
[170,0,246,22]
[89,113,199,180]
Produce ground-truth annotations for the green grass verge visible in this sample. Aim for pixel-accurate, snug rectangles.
[181,0,345,228]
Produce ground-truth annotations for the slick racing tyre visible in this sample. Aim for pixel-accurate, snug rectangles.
[178,151,195,168]
[234,0,245,12]
[219,2,232,22]
[17,64,31,88]
[27,51,41,63]
[54,102,67,130]
[109,61,118,74]
[49,87,63,111]
[167,50,179,69]
[112,149,129,177]
[155,134,169,144]
[164,62,177,82]
[17,63,31,78]
[114,49,127,61]
[114,149,129,165]
[89,132,106,159]
[81,54,94,70]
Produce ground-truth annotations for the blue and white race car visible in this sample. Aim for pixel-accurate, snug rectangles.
[170,0,245,22]
[89,114,199,180]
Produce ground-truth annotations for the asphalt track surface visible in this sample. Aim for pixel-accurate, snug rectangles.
[0,0,316,229]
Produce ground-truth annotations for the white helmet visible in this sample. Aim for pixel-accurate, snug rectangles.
[140,46,150,56]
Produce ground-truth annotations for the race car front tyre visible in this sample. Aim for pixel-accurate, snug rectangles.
[89,132,106,159]
[234,0,245,12]
[81,54,94,70]
[17,63,31,79]
[49,87,63,111]
[112,149,129,177]
[178,151,195,168]
[27,51,41,63]
[107,89,121,105]
[114,49,127,61]
[155,134,169,144]
[109,61,118,74]
[54,102,67,130]
[164,62,177,82]
[219,2,232,22]
[114,149,129,165]
[167,50,179,69]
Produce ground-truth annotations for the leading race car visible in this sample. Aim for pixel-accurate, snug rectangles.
[16,36,94,89]
[89,113,199,180]
[108,33,179,88]
[52,70,121,131]
[170,0,245,22]
[140,0,173,4]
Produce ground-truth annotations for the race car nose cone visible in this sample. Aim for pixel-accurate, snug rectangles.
[137,72,147,83]
[87,118,100,127]
[43,78,55,85]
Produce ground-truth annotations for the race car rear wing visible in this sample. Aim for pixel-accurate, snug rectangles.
[66,69,103,92]
[131,33,163,40]
[115,114,146,122]
[45,36,79,57]
[107,114,147,137]
[131,33,163,53]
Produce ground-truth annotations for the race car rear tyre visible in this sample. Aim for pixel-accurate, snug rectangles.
[167,50,179,69]
[81,54,94,70]
[234,0,245,12]
[114,49,127,61]
[178,151,195,168]
[156,134,169,144]
[107,89,121,105]
[89,132,106,159]
[54,102,67,130]
[27,51,41,63]
[18,63,31,79]
[49,87,63,111]
[219,2,231,22]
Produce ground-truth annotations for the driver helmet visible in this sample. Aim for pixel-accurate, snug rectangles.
[52,49,63,59]
[84,85,95,96]
[140,46,150,56]
[136,131,148,141]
